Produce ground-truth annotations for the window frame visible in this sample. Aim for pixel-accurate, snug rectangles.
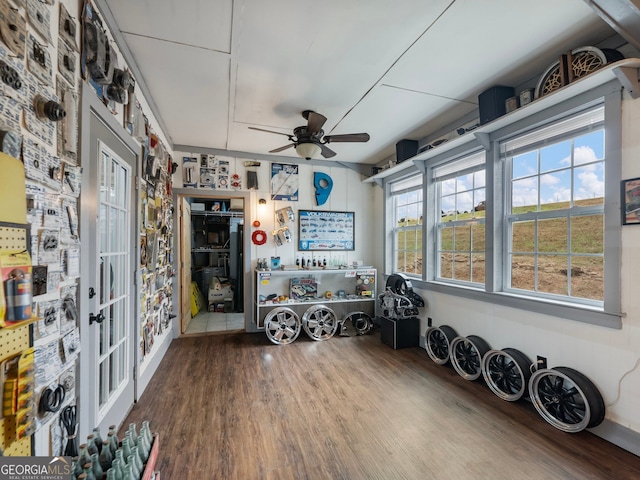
[388,175,424,277]
[434,150,487,287]
[382,81,622,329]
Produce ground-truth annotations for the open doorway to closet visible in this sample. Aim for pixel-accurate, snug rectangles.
[179,195,245,334]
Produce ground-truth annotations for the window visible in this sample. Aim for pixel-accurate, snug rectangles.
[391,176,423,276]
[435,151,486,285]
[502,106,605,304]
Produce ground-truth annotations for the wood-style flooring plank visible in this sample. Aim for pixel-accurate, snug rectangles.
[123,333,640,480]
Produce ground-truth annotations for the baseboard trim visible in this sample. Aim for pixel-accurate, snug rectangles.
[136,332,172,399]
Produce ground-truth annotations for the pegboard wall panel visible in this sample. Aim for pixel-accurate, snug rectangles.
[1,324,31,453]
[0,226,28,251]
[0,325,30,361]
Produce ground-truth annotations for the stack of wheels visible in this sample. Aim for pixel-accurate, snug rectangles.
[302,305,338,341]
[339,311,373,336]
[528,367,605,433]
[449,335,491,381]
[481,348,532,401]
[264,307,302,345]
[424,325,457,365]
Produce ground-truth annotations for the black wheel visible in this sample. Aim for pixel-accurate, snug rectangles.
[482,348,532,401]
[424,325,457,365]
[528,366,605,432]
[450,335,491,381]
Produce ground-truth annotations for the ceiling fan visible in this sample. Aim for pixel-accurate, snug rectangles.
[249,110,370,160]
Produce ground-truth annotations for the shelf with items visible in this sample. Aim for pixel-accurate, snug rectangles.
[255,268,376,329]
[364,58,640,185]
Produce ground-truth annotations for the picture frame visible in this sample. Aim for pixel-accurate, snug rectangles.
[621,177,640,225]
[298,210,354,251]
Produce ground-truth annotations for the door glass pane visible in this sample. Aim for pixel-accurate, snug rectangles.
[96,143,131,418]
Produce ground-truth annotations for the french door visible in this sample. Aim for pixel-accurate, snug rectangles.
[80,93,138,436]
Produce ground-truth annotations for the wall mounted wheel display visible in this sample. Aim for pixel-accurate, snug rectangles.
[449,335,491,381]
[264,307,302,345]
[535,46,624,98]
[424,325,457,365]
[481,348,532,401]
[302,305,338,341]
[342,311,373,335]
[528,366,605,433]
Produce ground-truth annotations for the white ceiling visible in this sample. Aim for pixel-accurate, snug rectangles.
[101,0,628,166]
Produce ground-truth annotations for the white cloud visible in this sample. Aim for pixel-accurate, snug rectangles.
[575,166,604,199]
[574,146,598,166]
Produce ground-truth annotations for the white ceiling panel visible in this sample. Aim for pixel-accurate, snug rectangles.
[233,0,453,130]
[123,33,230,148]
[382,0,609,101]
[97,0,636,166]
[106,0,232,52]
[320,85,476,164]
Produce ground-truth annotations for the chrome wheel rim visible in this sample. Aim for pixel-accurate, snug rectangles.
[302,305,338,341]
[264,307,301,345]
[482,349,531,401]
[528,368,591,432]
[450,336,488,381]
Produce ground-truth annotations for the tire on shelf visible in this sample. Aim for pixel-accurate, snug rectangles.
[302,305,338,341]
[481,348,532,401]
[424,325,458,365]
[528,366,605,433]
[449,335,491,381]
[264,307,302,345]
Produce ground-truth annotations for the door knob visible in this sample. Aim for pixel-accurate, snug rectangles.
[89,312,105,325]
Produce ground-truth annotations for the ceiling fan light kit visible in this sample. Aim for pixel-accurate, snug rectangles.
[295,142,321,160]
[249,110,370,160]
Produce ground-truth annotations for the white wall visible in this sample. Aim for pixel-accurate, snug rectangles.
[408,90,640,447]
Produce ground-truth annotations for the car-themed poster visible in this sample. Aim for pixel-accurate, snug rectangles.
[622,177,640,225]
[298,210,354,251]
[271,163,299,201]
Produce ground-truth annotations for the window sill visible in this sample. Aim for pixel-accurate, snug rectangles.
[406,279,621,329]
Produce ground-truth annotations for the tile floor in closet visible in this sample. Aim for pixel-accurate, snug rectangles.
[184,311,244,334]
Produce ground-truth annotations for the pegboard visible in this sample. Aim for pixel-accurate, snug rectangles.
[0,226,28,251]
[0,324,31,454]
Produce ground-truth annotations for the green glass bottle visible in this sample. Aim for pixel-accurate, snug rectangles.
[82,462,97,480]
[78,444,91,467]
[86,435,99,457]
[99,439,113,471]
[90,453,103,480]
[121,438,132,463]
[92,427,104,454]
[111,458,125,480]
[107,432,118,457]
[106,468,118,480]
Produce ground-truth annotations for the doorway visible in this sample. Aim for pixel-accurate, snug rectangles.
[179,194,246,334]
[79,91,139,435]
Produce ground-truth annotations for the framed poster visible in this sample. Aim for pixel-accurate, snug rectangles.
[622,177,640,225]
[271,163,299,201]
[298,210,354,251]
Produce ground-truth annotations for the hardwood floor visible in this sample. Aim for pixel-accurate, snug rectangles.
[124,332,640,479]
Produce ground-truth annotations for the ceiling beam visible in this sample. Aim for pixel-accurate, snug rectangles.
[582,0,640,51]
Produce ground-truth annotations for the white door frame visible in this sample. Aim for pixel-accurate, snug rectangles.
[172,189,256,334]
[79,89,141,437]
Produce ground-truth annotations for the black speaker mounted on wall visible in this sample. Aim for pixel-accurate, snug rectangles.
[395,139,419,163]
[478,85,515,125]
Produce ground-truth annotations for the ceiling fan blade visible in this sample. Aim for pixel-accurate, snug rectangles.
[319,144,337,159]
[323,133,370,143]
[306,111,327,135]
[269,143,296,153]
[249,126,292,138]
